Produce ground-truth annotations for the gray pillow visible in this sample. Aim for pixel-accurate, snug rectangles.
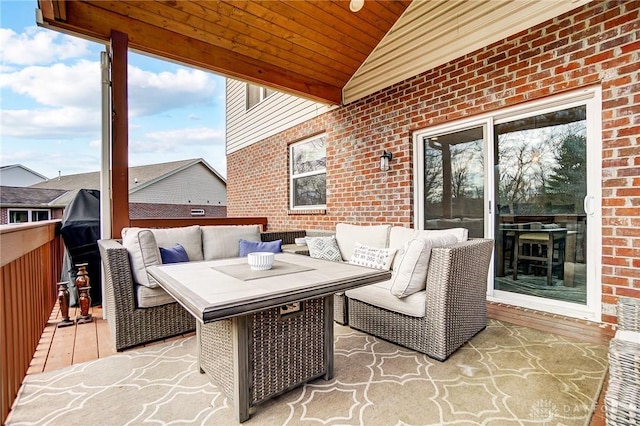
[305,236,342,262]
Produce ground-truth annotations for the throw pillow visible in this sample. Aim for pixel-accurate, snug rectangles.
[159,243,190,264]
[238,239,282,257]
[306,236,343,261]
[389,238,433,298]
[349,242,397,270]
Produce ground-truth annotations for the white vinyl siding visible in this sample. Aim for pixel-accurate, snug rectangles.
[344,0,591,104]
[129,163,227,206]
[226,79,333,154]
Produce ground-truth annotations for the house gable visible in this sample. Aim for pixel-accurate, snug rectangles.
[129,162,227,206]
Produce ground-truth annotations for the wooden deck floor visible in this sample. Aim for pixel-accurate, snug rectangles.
[27,301,613,425]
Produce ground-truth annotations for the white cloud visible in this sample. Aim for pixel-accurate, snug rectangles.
[131,127,225,154]
[1,59,101,108]
[1,60,220,140]
[1,106,100,138]
[0,27,94,66]
[128,67,217,116]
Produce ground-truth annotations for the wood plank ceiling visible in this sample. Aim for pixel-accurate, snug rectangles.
[37,0,412,105]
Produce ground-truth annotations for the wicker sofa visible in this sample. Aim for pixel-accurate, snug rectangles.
[605,297,640,424]
[314,223,494,361]
[98,225,302,351]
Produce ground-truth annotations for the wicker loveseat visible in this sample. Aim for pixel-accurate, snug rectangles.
[310,223,494,361]
[98,225,300,351]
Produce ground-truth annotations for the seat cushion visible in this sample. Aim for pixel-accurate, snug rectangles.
[121,228,161,288]
[151,225,203,261]
[201,225,261,260]
[335,223,391,261]
[346,279,426,317]
[136,284,177,308]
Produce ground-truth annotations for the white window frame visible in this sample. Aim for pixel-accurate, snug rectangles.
[246,83,275,110]
[289,134,327,210]
[8,208,51,223]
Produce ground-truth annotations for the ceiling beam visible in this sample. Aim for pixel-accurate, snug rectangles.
[37,0,341,104]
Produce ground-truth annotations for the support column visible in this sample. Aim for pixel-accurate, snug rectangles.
[110,30,129,238]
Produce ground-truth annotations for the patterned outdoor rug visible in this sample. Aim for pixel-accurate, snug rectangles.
[7,319,607,425]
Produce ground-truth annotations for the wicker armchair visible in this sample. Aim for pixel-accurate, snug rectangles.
[344,239,494,361]
[98,239,196,351]
[605,297,640,425]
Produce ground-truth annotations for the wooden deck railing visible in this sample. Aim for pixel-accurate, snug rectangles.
[1,220,64,424]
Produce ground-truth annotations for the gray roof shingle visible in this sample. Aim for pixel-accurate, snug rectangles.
[30,158,205,191]
[0,186,68,207]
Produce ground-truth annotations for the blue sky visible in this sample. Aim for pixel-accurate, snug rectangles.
[0,0,227,180]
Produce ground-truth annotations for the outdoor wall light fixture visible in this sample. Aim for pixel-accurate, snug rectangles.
[350,0,364,12]
[380,150,393,171]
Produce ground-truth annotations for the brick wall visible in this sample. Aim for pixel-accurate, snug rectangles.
[227,1,639,322]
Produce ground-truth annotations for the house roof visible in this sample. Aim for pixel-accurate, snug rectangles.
[29,158,225,206]
[0,186,68,208]
[36,0,590,105]
[32,158,223,190]
[0,164,49,181]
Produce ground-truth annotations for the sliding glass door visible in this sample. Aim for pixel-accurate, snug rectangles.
[420,126,485,238]
[494,106,588,304]
[414,89,602,320]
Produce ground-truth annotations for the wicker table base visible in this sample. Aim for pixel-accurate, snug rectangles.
[197,296,333,422]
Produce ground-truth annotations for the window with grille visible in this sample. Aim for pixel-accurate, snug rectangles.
[290,134,327,209]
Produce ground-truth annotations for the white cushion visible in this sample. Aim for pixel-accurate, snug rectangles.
[421,227,468,242]
[136,284,176,308]
[415,231,460,247]
[152,225,203,261]
[346,279,426,317]
[306,236,342,261]
[389,238,432,298]
[201,225,261,260]
[121,228,162,288]
[389,227,420,251]
[349,242,397,270]
[389,226,468,245]
[335,223,391,261]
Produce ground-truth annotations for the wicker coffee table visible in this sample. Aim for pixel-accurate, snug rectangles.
[147,253,390,422]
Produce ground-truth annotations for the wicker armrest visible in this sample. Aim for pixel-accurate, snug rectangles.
[424,238,494,339]
[261,230,306,245]
[617,297,640,333]
[98,238,196,351]
[97,239,138,315]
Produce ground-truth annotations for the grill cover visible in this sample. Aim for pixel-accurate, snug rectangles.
[60,189,101,305]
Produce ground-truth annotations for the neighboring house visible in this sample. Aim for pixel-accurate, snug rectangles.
[0,186,67,225]
[225,1,638,325]
[0,164,48,187]
[31,158,227,219]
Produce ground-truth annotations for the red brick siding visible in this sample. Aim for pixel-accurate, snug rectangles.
[227,1,639,321]
[129,203,227,219]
